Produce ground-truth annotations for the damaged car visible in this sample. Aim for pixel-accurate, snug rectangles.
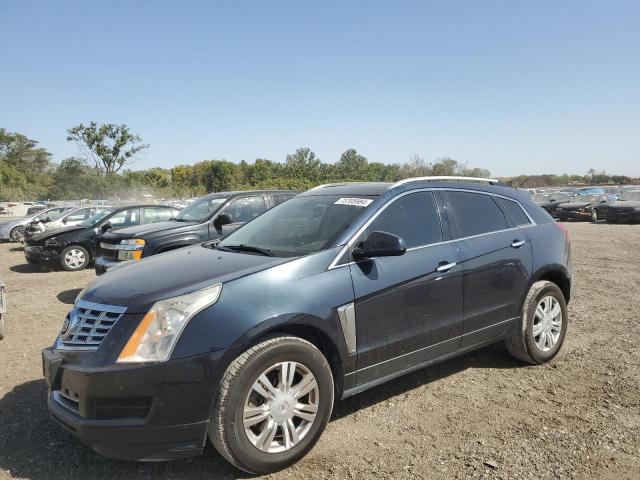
[25,204,179,271]
[555,193,614,222]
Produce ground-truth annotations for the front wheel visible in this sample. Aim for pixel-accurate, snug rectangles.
[60,245,90,271]
[210,336,334,474]
[506,281,568,364]
[9,226,25,242]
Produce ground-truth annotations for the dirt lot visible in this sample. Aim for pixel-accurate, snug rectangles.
[0,223,639,480]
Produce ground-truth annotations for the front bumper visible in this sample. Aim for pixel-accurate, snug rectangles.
[556,209,590,221]
[25,245,60,267]
[94,256,132,275]
[43,346,229,461]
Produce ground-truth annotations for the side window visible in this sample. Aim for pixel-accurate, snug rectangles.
[67,208,91,221]
[364,191,442,249]
[496,198,532,226]
[143,207,174,224]
[445,191,508,238]
[222,196,267,223]
[272,193,295,206]
[108,208,140,227]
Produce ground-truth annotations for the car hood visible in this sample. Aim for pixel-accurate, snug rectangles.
[81,244,294,313]
[30,225,86,243]
[101,220,199,239]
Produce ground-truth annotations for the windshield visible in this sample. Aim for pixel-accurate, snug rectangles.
[620,191,640,201]
[569,194,601,203]
[175,197,227,222]
[218,195,373,257]
[80,208,114,227]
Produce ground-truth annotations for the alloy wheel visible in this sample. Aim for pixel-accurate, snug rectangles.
[64,248,86,269]
[243,361,320,453]
[532,295,563,352]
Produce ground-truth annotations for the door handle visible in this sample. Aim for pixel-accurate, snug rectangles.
[511,239,526,248]
[436,261,457,273]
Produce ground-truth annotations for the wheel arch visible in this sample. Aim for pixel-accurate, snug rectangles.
[530,266,571,303]
[249,323,345,398]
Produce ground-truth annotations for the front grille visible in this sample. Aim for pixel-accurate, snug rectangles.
[58,300,127,349]
[95,397,152,420]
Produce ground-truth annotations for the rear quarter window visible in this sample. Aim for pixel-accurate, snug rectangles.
[496,197,532,226]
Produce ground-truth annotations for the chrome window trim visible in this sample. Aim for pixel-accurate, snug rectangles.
[328,187,536,270]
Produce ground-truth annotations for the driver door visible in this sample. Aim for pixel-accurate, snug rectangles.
[349,191,463,385]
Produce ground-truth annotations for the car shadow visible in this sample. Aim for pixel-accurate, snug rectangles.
[0,345,523,480]
[333,343,523,420]
[57,288,82,305]
[8,264,44,274]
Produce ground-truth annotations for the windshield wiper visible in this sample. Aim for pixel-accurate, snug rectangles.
[219,244,274,257]
[170,217,191,222]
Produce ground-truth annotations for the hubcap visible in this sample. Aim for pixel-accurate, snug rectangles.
[64,249,86,268]
[532,296,562,352]
[243,361,319,453]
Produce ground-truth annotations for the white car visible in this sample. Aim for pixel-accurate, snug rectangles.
[44,206,110,230]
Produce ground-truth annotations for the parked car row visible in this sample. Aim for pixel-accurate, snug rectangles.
[40,177,573,473]
[532,190,640,223]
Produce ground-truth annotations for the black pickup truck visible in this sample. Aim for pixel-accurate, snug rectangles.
[94,190,297,274]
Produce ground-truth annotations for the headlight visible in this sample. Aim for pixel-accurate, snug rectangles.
[115,239,145,260]
[117,284,222,363]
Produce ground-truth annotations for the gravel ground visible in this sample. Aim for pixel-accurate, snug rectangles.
[0,222,639,480]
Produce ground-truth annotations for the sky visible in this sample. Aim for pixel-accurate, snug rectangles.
[1,0,639,177]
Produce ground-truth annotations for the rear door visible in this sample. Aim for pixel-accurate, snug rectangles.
[442,190,533,347]
[350,191,463,384]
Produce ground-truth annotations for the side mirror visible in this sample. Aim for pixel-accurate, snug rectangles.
[62,218,68,224]
[550,199,556,203]
[352,231,406,260]
[101,222,112,233]
[213,213,233,229]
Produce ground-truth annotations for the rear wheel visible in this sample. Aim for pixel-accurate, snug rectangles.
[506,281,568,364]
[210,336,334,474]
[60,245,90,271]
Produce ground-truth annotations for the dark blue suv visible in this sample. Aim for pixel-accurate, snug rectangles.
[43,177,572,473]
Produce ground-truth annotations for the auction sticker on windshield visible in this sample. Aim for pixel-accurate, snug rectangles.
[334,197,373,207]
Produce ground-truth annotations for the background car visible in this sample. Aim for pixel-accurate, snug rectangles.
[555,194,614,222]
[25,204,180,271]
[94,190,297,274]
[603,190,640,223]
[531,192,572,218]
[0,207,71,242]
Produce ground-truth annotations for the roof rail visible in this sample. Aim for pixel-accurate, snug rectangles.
[390,176,501,188]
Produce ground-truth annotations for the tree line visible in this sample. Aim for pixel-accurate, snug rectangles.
[0,125,635,201]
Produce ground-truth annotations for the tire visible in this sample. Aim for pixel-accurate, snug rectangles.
[506,281,568,364]
[9,226,25,242]
[60,245,90,271]
[210,336,334,474]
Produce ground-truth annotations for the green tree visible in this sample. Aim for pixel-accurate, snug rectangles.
[66,122,149,174]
